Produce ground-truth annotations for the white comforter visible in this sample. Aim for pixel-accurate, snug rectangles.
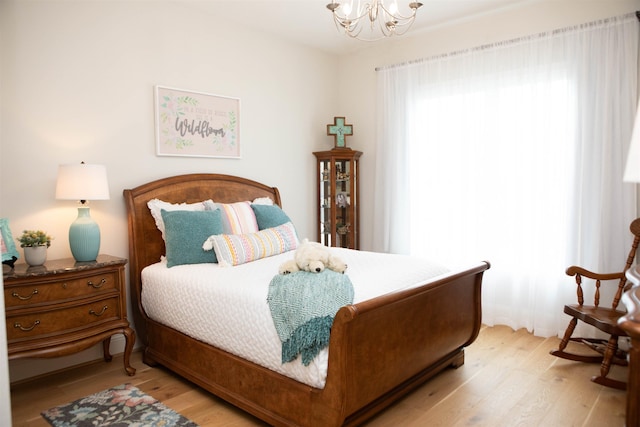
[141,248,449,388]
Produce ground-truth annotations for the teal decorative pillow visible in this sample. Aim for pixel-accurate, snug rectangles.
[203,222,299,267]
[161,209,223,267]
[251,204,293,230]
[147,198,213,241]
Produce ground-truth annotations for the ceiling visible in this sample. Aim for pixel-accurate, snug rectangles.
[185,0,534,55]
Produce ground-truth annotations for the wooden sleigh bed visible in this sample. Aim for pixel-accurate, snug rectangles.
[124,173,490,427]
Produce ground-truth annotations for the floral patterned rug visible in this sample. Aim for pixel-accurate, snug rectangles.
[41,383,199,426]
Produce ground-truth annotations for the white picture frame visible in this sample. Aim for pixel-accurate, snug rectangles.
[155,86,240,158]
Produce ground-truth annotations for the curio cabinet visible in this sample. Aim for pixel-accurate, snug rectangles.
[314,148,362,249]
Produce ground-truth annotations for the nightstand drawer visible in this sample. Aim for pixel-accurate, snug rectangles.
[6,296,121,341]
[4,271,119,308]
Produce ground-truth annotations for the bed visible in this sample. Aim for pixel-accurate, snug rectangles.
[123,173,490,427]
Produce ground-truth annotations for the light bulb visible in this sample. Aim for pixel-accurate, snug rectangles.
[389,0,398,15]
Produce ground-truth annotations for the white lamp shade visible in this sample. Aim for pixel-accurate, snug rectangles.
[624,104,640,183]
[56,163,110,201]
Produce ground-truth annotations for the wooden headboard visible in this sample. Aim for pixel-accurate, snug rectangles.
[122,173,281,339]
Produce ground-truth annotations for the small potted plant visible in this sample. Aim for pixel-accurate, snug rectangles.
[17,229,53,266]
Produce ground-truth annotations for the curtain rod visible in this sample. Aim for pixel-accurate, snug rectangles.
[376,10,639,72]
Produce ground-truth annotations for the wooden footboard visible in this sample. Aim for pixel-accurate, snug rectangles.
[124,174,490,427]
[314,261,488,426]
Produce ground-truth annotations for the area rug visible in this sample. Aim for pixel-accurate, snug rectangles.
[41,383,199,426]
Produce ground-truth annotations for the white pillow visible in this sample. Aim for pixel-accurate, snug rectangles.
[252,197,274,205]
[147,198,214,240]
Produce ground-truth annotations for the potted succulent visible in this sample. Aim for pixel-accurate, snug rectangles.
[17,229,53,266]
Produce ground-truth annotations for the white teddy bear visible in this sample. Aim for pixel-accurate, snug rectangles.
[279,239,347,275]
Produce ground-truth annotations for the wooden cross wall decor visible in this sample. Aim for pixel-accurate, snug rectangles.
[327,117,353,149]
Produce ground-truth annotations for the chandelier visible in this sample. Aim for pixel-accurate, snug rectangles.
[326,1,423,41]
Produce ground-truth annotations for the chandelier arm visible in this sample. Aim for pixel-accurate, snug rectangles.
[331,14,366,39]
[380,16,418,31]
[330,3,371,22]
[331,9,372,36]
[377,4,420,21]
[383,20,416,37]
[346,27,364,39]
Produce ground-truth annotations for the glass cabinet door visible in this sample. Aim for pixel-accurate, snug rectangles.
[335,158,352,248]
[319,158,332,246]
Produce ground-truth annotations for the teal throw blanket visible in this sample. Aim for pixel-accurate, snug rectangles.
[267,270,354,366]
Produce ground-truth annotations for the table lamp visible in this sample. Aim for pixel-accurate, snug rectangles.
[625,102,640,183]
[55,162,110,262]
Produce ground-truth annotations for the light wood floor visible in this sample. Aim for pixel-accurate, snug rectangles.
[10,325,628,426]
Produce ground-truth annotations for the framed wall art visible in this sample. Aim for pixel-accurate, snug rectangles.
[155,86,240,158]
[1,217,19,266]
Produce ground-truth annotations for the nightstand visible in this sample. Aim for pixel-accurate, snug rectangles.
[3,254,135,375]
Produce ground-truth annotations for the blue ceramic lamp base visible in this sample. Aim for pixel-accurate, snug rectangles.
[69,206,100,262]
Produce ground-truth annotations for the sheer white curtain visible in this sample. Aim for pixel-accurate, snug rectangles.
[373,13,639,337]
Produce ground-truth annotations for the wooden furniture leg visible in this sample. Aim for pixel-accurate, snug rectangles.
[103,337,113,362]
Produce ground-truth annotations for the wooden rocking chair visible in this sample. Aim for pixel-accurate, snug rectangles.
[550,218,640,390]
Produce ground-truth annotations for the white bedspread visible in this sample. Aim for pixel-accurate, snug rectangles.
[141,248,449,388]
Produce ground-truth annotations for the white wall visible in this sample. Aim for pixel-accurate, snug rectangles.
[339,0,640,250]
[0,0,338,383]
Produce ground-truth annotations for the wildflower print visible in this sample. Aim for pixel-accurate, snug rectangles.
[156,86,240,158]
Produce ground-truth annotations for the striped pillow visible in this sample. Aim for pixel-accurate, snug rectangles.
[217,201,259,234]
[203,222,298,267]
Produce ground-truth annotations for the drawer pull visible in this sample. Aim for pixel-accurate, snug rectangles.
[87,278,107,289]
[14,320,40,331]
[11,289,39,301]
[89,305,109,317]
